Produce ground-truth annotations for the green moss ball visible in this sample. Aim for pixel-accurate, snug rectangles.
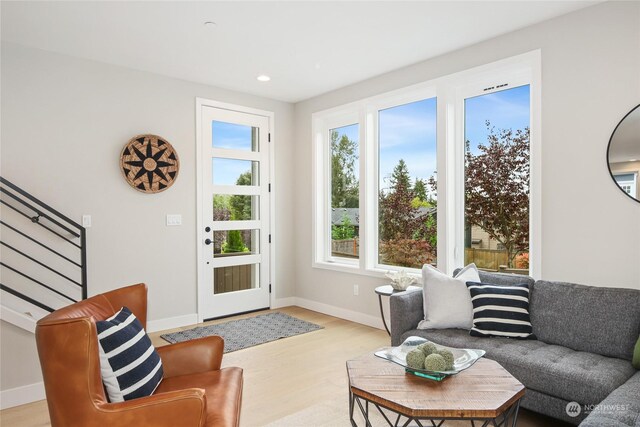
[405,349,426,370]
[424,354,448,372]
[434,349,455,370]
[417,342,437,357]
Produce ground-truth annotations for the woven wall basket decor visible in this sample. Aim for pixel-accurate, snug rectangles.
[120,134,180,193]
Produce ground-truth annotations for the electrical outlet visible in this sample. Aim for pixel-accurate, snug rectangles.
[353,284,359,296]
[82,215,91,228]
[166,214,182,226]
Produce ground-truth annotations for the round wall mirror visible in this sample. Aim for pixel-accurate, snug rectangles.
[607,104,640,203]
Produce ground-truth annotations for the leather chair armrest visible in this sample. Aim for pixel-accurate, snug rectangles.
[157,336,224,377]
[100,388,207,427]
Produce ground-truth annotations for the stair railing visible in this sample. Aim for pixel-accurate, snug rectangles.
[0,176,87,313]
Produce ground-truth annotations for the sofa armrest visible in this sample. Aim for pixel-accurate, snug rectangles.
[157,336,224,378]
[579,370,640,427]
[390,290,424,346]
[100,388,207,427]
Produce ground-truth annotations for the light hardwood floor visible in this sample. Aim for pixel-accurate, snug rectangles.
[0,307,570,427]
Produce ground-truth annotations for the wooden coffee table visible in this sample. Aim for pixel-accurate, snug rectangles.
[346,353,525,427]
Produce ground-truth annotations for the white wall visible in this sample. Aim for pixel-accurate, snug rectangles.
[0,43,296,393]
[0,321,42,390]
[292,1,640,320]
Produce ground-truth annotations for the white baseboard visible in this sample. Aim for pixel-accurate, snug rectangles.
[272,297,296,309]
[146,313,198,333]
[294,298,384,330]
[145,300,383,334]
[0,382,45,410]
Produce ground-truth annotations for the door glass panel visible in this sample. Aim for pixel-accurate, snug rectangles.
[212,121,259,151]
[464,85,530,275]
[377,98,437,269]
[213,194,259,221]
[214,263,259,294]
[330,124,360,259]
[213,229,259,257]
[212,158,259,186]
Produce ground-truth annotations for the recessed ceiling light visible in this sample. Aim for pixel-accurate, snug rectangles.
[257,75,271,82]
[204,21,217,27]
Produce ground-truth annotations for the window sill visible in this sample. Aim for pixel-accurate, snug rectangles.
[312,260,422,280]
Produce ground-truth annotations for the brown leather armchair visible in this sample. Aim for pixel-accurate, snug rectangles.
[35,283,243,427]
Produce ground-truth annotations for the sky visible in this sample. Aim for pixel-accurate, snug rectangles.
[376,84,530,193]
[465,85,530,155]
[211,84,530,189]
[212,121,257,185]
[379,97,437,191]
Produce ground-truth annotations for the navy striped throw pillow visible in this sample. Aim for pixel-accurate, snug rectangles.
[96,307,163,402]
[466,282,535,339]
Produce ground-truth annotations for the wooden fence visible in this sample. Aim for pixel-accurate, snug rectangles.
[214,254,254,294]
[331,239,359,258]
[465,248,509,271]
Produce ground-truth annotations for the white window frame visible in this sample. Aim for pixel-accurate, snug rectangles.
[319,109,362,268]
[312,51,542,278]
[365,85,439,273]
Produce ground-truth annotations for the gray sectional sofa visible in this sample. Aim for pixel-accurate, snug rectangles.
[390,270,640,426]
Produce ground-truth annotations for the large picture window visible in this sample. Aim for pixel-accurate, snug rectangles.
[464,85,531,274]
[378,98,437,269]
[312,53,539,277]
[330,124,360,259]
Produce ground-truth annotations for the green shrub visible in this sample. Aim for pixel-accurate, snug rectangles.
[222,230,249,253]
[331,214,356,240]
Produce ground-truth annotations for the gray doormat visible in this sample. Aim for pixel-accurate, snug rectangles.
[160,312,324,353]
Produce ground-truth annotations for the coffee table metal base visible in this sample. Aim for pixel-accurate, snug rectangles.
[349,390,522,427]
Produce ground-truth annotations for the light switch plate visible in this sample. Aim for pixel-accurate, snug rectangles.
[166,214,182,226]
[82,215,91,228]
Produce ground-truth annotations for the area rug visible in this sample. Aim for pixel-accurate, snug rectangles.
[160,312,323,353]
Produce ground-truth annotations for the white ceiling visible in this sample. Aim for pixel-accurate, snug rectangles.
[1,1,599,103]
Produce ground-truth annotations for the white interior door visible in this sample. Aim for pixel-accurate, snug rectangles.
[197,102,271,320]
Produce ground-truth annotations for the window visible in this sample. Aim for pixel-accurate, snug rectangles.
[313,52,540,278]
[464,85,531,274]
[614,173,637,196]
[378,98,437,269]
[330,124,360,259]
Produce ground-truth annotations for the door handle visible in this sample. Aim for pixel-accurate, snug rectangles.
[204,238,212,245]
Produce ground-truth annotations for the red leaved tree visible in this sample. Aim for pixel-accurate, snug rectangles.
[465,122,530,267]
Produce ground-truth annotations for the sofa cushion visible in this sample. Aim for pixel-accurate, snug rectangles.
[400,328,636,405]
[453,269,535,289]
[530,281,640,360]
